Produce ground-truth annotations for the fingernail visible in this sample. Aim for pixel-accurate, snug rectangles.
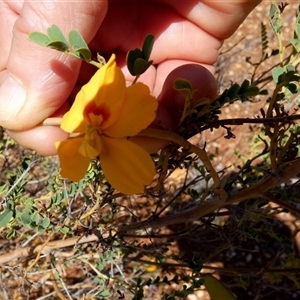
[0,76,26,127]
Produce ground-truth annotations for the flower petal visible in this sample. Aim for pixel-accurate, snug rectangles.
[104,82,157,138]
[56,137,91,181]
[100,136,156,194]
[61,95,86,133]
[83,54,126,129]
[78,129,102,158]
[61,54,126,133]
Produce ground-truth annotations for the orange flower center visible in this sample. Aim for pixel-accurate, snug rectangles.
[84,103,110,129]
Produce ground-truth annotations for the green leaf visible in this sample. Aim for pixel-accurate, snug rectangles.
[98,290,110,298]
[126,49,144,76]
[21,209,31,225]
[174,78,193,92]
[287,83,298,94]
[269,4,282,34]
[60,226,70,234]
[296,23,300,38]
[227,83,241,98]
[239,80,250,94]
[30,25,69,52]
[76,48,91,61]
[68,30,91,61]
[69,183,77,197]
[41,217,51,229]
[47,24,68,45]
[203,274,236,300]
[6,228,16,239]
[174,78,194,124]
[272,66,284,83]
[134,58,152,76]
[291,38,300,51]
[284,70,297,83]
[28,32,51,46]
[142,34,155,61]
[269,4,277,20]
[47,41,69,52]
[31,212,40,225]
[126,35,155,76]
[240,86,259,98]
[0,210,13,227]
[190,251,203,272]
[37,225,46,233]
[259,89,268,95]
[285,64,295,72]
[0,182,8,195]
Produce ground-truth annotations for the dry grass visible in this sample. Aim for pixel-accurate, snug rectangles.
[1,2,300,300]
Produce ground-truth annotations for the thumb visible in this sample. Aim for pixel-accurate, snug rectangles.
[0,1,107,131]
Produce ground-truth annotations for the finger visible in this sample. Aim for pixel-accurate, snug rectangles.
[89,1,222,100]
[93,1,221,66]
[0,1,21,79]
[0,1,107,132]
[90,0,260,94]
[157,62,218,124]
[6,100,69,155]
[7,126,68,155]
[168,0,262,39]
[132,63,218,154]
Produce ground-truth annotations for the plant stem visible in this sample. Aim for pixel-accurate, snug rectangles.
[139,128,227,200]
[117,158,300,232]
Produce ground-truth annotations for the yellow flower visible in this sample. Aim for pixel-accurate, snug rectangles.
[56,54,157,195]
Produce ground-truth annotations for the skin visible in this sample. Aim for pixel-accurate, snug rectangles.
[0,0,261,155]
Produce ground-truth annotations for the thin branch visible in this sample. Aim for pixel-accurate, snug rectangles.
[139,128,227,200]
[117,158,300,233]
[200,114,300,132]
[135,259,300,275]
[0,234,99,264]
[261,192,300,215]
[42,118,62,126]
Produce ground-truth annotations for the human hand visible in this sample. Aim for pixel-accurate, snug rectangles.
[0,0,261,155]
